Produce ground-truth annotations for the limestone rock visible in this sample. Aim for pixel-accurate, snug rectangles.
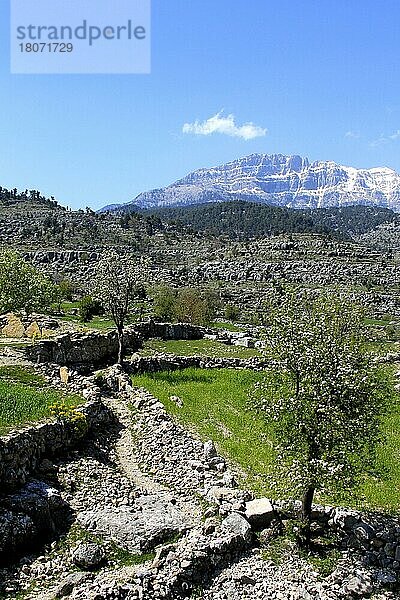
[221,512,252,544]
[0,480,70,558]
[78,495,191,553]
[245,498,274,529]
[72,543,105,570]
[60,366,69,384]
[54,572,91,598]
[2,313,25,338]
[25,321,41,339]
[204,440,218,461]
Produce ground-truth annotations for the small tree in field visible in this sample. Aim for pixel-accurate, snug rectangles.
[92,252,144,365]
[0,250,56,314]
[252,289,387,544]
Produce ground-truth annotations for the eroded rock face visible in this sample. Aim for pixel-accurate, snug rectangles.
[77,495,192,553]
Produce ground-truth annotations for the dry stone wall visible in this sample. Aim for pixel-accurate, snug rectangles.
[25,323,207,366]
[0,399,112,492]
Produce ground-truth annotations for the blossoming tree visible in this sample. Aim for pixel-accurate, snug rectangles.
[253,289,387,544]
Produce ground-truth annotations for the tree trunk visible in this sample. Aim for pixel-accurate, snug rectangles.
[301,485,315,547]
[117,328,124,365]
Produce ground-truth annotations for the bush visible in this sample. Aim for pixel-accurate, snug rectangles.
[78,296,104,323]
[153,285,177,321]
[224,304,240,321]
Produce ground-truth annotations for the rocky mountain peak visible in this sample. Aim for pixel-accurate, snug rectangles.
[101,153,400,213]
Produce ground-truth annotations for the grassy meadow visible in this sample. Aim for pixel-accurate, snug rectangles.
[0,366,82,434]
[133,366,400,513]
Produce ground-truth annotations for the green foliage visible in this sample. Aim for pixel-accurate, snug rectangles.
[132,368,273,493]
[0,250,57,314]
[133,365,400,512]
[91,251,146,363]
[55,279,75,310]
[140,201,396,241]
[252,290,388,515]
[0,365,46,386]
[224,304,241,321]
[78,295,104,323]
[153,285,177,321]
[49,400,88,438]
[152,285,218,325]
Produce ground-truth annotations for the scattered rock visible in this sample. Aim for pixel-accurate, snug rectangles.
[54,571,91,597]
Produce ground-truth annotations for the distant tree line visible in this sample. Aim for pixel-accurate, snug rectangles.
[138,201,397,241]
[0,186,63,209]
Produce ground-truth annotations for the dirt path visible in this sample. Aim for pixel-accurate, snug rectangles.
[106,396,170,494]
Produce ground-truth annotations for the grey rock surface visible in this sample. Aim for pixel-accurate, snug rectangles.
[78,495,191,553]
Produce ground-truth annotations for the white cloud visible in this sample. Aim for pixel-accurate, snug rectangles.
[345,130,360,139]
[370,129,400,147]
[389,129,400,140]
[182,111,267,140]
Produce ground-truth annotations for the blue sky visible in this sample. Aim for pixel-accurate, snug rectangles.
[1,0,400,209]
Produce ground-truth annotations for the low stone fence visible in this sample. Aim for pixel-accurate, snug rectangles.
[133,321,207,341]
[25,322,207,366]
[0,399,112,492]
[128,353,269,374]
[25,330,141,366]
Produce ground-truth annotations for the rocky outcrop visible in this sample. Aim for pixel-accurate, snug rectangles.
[114,154,400,211]
[0,480,71,561]
[25,330,141,366]
[78,495,192,553]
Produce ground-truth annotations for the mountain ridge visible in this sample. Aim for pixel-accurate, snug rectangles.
[100,153,400,213]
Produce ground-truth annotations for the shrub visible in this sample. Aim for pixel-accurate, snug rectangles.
[224,304,240,321]
[78,296,104,323]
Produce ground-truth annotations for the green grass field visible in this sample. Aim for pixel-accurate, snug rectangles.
[211,321,244,332]
[0,366,82,434]
[139,338,260,359]
[133,367,400,513]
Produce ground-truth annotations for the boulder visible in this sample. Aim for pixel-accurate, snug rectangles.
[54,572,91,598]
[245,498,275,528]
[59,366,69,384]
[72,543,105,570]
[221,513,252,544]
[78,495,191,553]
[0,480,71,559]
[2,313,25,338]
[204,440,218,461]
[331,507,360,530]
[25,321,41,339]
